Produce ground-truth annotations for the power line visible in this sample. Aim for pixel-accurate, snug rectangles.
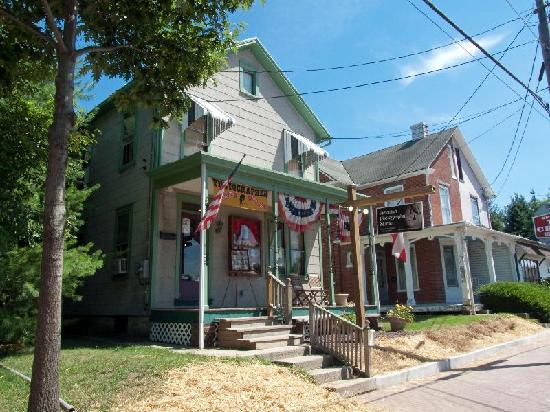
[208,40,534,103]
[225,13,530,74]
[491,43,539,185]
[504,0,540,41]
[419,0,550,116]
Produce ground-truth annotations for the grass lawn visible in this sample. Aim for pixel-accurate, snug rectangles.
[378,313,497,332]
[0,339,249,412]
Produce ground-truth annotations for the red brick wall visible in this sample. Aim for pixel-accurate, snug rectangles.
[427,147,463,225]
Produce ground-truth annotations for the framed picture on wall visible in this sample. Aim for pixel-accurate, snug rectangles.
[229,216,262,276]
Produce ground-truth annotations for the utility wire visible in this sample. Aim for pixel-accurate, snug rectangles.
[419,0,550,116]
[491,43,539,185]
[504,0,540,41]
[208,40,534,103]
[224,13,531,74]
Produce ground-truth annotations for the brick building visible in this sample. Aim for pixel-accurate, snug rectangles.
[320,123,550,310]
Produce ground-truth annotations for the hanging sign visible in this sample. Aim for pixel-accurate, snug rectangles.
[376,202,424,234]
[533,213,550,239]
[278,194,321,232]
[211,178,269,212]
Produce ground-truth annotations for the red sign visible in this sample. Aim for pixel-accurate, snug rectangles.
[534,213,550,239]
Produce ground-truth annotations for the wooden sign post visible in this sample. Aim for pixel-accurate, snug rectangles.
[345,185,436,326]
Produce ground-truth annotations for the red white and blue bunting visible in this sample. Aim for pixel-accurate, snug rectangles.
[278,194,322,232]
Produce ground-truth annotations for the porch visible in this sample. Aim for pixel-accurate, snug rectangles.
[147,151,375,347]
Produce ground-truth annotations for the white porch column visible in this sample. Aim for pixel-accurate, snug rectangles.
[484,239,497,283]
[198,162,207,350]
[454,230,475,314]
[508,242,520,281]
[403,235,416,305]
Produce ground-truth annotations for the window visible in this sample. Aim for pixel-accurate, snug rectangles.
[439,184,452,224]
[396,245,419,291]
[384,185,404,207]
[271,221,287,276]
[346,251,352,268]
[283,130,305,177]
[448,145,458,178]
[121,112,136,169]
[239,61,258,96]
[114,205,132,274]
[289,230,305,276]
[442,245,458,287]
[455,148,464,181]
[470,196,481,226]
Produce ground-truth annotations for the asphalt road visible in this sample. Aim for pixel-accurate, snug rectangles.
[358,340,550,412]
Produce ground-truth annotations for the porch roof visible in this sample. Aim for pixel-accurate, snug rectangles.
[148,152,356,202]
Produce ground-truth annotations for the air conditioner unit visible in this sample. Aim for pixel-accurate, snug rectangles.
[114,257,128,275]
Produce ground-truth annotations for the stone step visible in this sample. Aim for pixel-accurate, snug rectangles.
[322,376,375,398]
[236,334,303,350]
[217,317,274,330]
[274,354,335,371]
[221,324,294,340]
[243,345,309,361]
[309,366,351,384]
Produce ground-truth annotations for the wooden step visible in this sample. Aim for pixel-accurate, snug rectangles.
[274,354,335,371]
[221,324,294,340]
[217,317,275,330]
[230,334,303,350]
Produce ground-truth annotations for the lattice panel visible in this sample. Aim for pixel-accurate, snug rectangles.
[302,321,310,342]
[150,322,192,346]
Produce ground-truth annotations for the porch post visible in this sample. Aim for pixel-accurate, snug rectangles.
[368,206,380,312]
[348,185,366,328]
[272,190,279,278]
[325,199,336,305]
[484,239,497,283]
[198,162,207,349]
[508,242,520,281]
[403,235,416,305]
[455,230,476,314]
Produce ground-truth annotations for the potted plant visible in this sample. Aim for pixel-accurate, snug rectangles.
[334,293,349,306]
[385,304,414,331]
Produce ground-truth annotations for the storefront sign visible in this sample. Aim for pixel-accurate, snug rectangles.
[534,213,550,239]
[211,178,269,212]
[376,202,424,234]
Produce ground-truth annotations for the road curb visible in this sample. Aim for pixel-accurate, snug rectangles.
[325,329,550,398]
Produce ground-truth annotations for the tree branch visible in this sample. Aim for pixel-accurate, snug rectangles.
[0,7,56,47]
[76,44,136,57]
[40,0,67,53]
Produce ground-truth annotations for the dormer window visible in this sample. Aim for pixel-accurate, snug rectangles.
[283,129,328,178]
[240,61,259,97]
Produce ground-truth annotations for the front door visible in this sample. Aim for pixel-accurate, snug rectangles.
[179,210,202,305]
[376,250,390,304]
[440,242,463,303]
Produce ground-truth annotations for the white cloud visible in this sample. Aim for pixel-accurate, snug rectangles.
[400,33,506,86]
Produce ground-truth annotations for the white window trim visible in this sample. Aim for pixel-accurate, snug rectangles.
[439,184,452,224]
[439,238,460,290]
[384,184,404,207]
[470,195,481,226]
[448,145,458,179]
[395,246,420,292]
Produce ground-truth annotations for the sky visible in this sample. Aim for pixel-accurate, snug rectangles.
[82,0,550,208]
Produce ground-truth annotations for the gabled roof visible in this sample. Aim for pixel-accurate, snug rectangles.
[238,38,331,142]
[321,126,494,198]
[319,157,353,186]
[342,128,456,186]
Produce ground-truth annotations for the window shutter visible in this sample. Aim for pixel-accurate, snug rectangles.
[283,130,293,164]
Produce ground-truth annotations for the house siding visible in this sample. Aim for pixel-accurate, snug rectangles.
[458,155,490,227]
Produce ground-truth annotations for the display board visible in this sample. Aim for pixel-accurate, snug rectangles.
[211,178,269,212]
[376,202,424,234]
[228,216,262,276]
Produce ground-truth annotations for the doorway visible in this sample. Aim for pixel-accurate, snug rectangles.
[376,249,390,305]
[440,240,463,304]
[178,209,202,305]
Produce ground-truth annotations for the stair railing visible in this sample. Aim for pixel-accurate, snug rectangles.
[267,271,292,324]
[309,302,373,377]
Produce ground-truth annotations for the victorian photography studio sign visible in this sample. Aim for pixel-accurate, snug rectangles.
[376,202,424,234]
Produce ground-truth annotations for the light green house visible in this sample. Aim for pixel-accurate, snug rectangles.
[71,38,375,348]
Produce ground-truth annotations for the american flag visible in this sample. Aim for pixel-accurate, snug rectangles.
[195,155,245,233]
[391,232,407,262]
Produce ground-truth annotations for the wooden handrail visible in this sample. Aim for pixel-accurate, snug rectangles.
[309,302,373,377]
[267,271,292,324]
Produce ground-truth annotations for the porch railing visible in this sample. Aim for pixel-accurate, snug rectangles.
[309,302,373,377]
[267,272,292,324]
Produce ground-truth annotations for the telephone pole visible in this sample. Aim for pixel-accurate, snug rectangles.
[536,0,550,93]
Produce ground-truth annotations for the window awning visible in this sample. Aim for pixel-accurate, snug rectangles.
[187,94,236,138]
[283,129,328,161]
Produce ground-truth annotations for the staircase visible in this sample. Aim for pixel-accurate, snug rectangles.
[217,316,302,350]
[274,352,354,385]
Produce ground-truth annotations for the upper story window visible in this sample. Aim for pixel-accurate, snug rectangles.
[240,61,259,97]
[448,145,458,178]
[455,148,464,181]
[384,185,404,207]
[439,184,452,224]
[120,112,136,169]
[470,196,481,226]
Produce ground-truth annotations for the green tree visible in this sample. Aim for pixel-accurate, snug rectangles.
[0,2,254,410]
[503,191,543,240]
[489,201,506,232]
[0,80,102,348]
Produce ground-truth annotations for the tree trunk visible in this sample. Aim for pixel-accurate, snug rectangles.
[28,3,77,410]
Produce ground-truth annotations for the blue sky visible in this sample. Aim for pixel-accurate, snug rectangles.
[83,0,549,207]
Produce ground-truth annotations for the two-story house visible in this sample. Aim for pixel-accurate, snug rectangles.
[320,123,550,311]
[69,38,374,348]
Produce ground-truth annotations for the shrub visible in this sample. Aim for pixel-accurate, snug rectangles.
[478,282,550,322]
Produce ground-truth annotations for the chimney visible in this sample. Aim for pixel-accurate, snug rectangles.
[410,122,428,140]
